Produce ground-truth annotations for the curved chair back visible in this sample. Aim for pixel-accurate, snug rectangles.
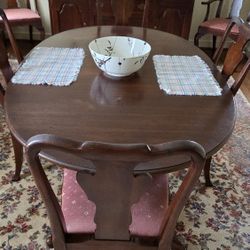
[213,16,250,95]
[26,134,205,250]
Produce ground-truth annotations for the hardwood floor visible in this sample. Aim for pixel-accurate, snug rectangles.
[8,40,250,101]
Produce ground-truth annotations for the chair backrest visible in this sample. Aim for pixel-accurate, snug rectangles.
[203,0,243,21]
[49,0,150,34]
[210,0,223,19]
[0,8,23,63]
[213,16,250,95]
[25,134,205,249]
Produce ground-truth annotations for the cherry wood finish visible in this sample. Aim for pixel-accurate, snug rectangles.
[0,0,45,42]
[194,0,242,51]
[213,17,250,95]
[49,0,195,39]
[26,134,206,249]
[4,26,236,184]
[148,0,195,39]
[0,12,24,181]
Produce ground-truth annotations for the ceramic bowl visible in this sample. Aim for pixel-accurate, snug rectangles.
[89,36,151,77]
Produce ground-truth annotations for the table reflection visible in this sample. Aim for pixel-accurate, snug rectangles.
[90,73,144,106]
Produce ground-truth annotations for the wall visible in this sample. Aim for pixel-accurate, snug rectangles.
[1,0,250,45]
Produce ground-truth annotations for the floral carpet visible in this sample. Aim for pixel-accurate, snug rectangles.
[0,91,249,249]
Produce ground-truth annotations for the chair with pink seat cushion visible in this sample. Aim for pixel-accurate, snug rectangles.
[0,8,23,63]
[25,134,205,250]
[0,9,24,183]
[201,16,250,188]
[0,0,45,42]
[194,0,243,52]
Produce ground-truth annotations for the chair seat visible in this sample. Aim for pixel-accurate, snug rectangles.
[62,169,168,237]
[61,169,96,234]
[200,18,239,36]
[129,174,169,237]
[0,8,41,25]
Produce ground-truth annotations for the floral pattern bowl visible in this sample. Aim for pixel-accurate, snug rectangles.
[89,36,151,77]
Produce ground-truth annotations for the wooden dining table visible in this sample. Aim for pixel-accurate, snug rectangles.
[4,26,236,183]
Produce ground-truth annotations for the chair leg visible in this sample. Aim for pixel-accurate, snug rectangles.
[212,35,217,54]
[1,29,7,47]
[11,133,23,181]
[29,25,33,43]
[46,235,53,248]
[204,157,213,187]
[171,235,187,250]
[0,84,5,106]
[40,28,45,41]
[194,32,203,47]
[34,23,45,41]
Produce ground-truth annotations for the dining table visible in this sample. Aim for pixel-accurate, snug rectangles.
[4,25,236,184]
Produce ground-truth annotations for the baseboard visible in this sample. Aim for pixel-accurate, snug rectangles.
[11,31,51,40]
[189,38,233,48]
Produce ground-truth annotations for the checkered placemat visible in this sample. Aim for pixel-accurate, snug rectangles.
[11,47,85,86]
[153,55,222,96]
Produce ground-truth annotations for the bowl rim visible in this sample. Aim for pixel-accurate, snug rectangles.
[88,35,151,59]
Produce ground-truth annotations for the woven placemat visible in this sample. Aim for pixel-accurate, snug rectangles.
[153,55,222,96]
[11,47,85,86]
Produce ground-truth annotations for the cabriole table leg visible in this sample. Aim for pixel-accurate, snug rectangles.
[11,133,23,181]
[204,157,213,187]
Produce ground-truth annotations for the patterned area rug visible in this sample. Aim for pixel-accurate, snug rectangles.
[0,77,250,249]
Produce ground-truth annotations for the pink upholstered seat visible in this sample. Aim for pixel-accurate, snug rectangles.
[200,18,239,36]
[129,174,169,237]
[0,8,41,25]
[62,169,168,237]
[61,169,96,234]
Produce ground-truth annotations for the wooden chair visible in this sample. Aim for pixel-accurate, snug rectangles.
[25,134,206,249]
[0,8,23,63]
[49,0,150,34]
[213,16,250,95]
[0,11,23,181]
[203,16,250,186]
[0,0,45,42]
[194,0,243,51]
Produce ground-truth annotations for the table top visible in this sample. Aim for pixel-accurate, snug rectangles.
[5,26,235,161]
